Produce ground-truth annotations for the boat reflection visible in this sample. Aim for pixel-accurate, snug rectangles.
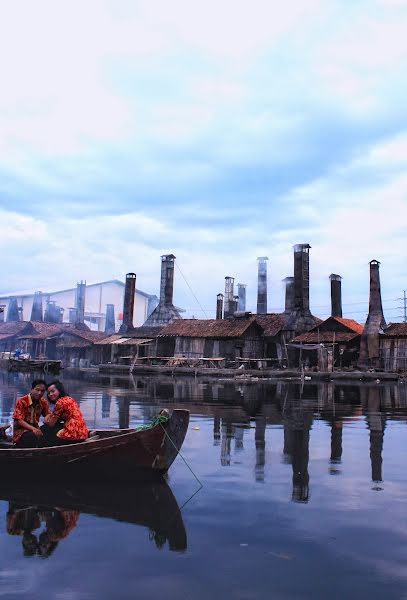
[2,480,187,557]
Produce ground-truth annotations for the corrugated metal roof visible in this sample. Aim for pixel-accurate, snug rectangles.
[382,323,407,336]
[158,317,261,338]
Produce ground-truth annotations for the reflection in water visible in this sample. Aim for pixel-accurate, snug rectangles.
[2,481,187,557]
[0,372,406,504]
[7,504,79,557]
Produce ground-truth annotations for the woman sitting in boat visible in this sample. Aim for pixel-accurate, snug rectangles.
[41,381,88,446]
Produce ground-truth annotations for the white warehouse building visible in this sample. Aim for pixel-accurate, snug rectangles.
[0,280,159,332]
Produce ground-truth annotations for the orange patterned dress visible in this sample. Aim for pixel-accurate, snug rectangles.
[51,396,88,440]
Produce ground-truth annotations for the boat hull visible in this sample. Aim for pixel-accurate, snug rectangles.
[0,409,189,482]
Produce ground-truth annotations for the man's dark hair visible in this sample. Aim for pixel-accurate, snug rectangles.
[47,380,67,397]
[31,379,47,390]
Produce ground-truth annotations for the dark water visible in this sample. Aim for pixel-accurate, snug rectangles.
[0,370,406,600]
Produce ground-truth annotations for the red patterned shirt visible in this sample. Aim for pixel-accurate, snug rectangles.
[51,396,88,440]
[13,394,50,443]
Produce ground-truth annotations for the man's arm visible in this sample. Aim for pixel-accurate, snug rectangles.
[14,418,43,437]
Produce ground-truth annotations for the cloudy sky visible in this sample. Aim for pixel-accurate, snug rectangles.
[1,0,406,321]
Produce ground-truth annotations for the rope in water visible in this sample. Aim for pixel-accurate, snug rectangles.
[160,423,203,489]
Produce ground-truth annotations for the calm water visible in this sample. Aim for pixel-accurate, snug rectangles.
[0,370,406,600]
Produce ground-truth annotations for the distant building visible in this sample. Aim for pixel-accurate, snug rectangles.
[0,280,158,332]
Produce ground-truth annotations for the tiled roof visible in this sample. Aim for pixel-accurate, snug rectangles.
[0,322,30,340]
[158,317,262,338]
[19,322,64,339]
[291,331,360,343]
[332,317,364,334]
[382,323,407,337]
[63,328,107,342]
[255,314,286,337]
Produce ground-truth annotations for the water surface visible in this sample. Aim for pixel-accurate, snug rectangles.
[0,371,406,600]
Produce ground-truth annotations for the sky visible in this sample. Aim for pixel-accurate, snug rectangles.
[1,0,406,322]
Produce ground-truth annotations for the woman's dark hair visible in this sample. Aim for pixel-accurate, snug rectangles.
[47,380,67,398]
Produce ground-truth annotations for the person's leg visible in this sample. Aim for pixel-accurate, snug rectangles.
[39,423,63,446]
[15,431,39,448]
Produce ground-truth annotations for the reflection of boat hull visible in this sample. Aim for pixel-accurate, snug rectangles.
[0,409,190,482]
[8,358,62,374]
[1,480,187,552]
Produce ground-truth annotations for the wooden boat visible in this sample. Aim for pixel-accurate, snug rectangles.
[1,479,187,552]
[0,409,189,482]
[8,358,63,374]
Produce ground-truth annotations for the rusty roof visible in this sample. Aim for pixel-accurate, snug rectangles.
[0,322,30,340]
[255,314,286,337]
[158,317,262,338]
[331,317,364,334]
[291,331,360,343]
[382,323,407,337]
[18,322,64,339]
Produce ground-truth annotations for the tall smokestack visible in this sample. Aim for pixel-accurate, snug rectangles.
[143,254,181,326]
[293,244,311,312]
[216,293,224,320]
[257,257,268,314]
[283,277,295,313]
[224,277,235,318]
[119,273,136,333]
[7,298,19,322]
[75,281,86,326]
[30,291,43,322]
[105,303,115,335]
[160,254,175,306]
[330,274,342,318]
[237,284,247,311]
[359,260,387,368]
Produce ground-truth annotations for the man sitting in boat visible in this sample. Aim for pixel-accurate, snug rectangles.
[12,379,50,447]
[41,381,88,445]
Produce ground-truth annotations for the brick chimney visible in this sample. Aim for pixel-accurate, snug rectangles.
[359,260,387,368]
[237,283,247,312]
[224,276,235,318]
[119,273,136,333]
[30,291,43,322]
[329,274,342,318]
[216,293,224,320]
[257,257,268,314]
[75,281,86,326]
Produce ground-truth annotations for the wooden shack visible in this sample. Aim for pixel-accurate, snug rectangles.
[290,317,363,369]
[380,323,407,372]
[93,326,162,365]
[156,316,264,361]
[255,314,287,365]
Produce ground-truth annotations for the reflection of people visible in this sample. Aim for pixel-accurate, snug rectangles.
[42,381,88,445]
[13,380,50,447]
[7,504,79,558]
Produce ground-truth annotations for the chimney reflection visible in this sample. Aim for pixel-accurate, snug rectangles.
[255,416,266,482]
[220,420,233,466]
[283,399,312,503]
[213,415,221,446]
[365,387,386,485]
[234,426,244,452]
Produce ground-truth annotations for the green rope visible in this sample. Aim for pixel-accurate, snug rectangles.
[136,414,169,431]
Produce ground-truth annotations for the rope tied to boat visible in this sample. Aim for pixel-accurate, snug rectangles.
[136,413,170,431]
